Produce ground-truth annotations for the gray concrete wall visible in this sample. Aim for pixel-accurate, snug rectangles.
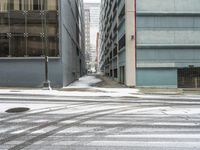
[136,0,200,87]
[136,0,200,67]
[137,68,177,88]
[0,58,63,87]
[60,0,85,86]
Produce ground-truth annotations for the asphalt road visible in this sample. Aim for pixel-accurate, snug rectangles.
[0,94,200,150]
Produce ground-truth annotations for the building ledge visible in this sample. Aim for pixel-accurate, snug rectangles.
[0,57,61,60]
[137,11,200,16]
[137,44,200,49]
[137,62,200,68]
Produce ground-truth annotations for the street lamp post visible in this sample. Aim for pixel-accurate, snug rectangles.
[43,55,51,90]
[43,7,51,90]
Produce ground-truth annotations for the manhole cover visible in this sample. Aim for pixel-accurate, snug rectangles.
[6,107,30,113]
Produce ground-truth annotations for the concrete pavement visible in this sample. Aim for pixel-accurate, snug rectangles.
[0,75,200,150]
[0,93,200,150]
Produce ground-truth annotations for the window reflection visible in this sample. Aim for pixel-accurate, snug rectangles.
[27,11,43,36]
[0,12,9,33]
[10,0,24,11]
[27,36,44,56]
[0,34,9,57]
[10,36,26,57]
[48,37,58,57]
[47,11,58,36]
[0,0,59,57]
[32,0,43,10]
[0,0,8,12]
[46,0,58,10]
[10,11,25,35]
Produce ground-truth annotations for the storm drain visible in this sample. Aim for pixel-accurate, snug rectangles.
[5,107,30,113]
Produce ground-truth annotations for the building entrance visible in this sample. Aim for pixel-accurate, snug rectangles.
[178,67,200,88]
[119,66,125,84]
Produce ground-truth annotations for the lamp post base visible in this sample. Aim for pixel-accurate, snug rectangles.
[43,81,52,90]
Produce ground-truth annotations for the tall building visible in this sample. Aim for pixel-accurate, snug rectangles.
[100,0,200,88]
[95,32,100,72]
[84,9,91,69]
[84,2,100,72]
[0,0,86,87]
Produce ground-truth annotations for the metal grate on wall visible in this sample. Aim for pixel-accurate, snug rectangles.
[178,67,200,88]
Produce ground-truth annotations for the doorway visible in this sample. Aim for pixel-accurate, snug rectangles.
[119,66,125,84]
[178,67,200,88]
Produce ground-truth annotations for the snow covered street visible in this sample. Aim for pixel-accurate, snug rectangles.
[0,75,200,150]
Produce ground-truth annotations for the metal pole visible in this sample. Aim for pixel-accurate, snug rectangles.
[43,1,51,90]
[45,55,48,82]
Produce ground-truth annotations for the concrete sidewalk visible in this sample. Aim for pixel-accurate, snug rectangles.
[0,75,199,97]
[139,88,200,95]
[94,75,200,95]
[139,88,183,95]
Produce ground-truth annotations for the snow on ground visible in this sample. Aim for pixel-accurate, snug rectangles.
[67,75,102,88]
[0,75,199,99]
[64,75,139,97]
[0,88,138,98]
[0,89,138,98]
[0,76,139,97]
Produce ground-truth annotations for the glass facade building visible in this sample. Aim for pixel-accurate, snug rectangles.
[0,0,59,57]
[0,0,86,87]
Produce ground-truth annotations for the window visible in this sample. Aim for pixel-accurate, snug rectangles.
[10,0,26,11]
[76,47,79,56]
[46,10,58,56]
[114,69,118,78]
[27,11,43,36]
[10,11,25,35]
[10,36,26,57]
[0,34,9,57]
[0,0,8,12]
[0,0,59,57]
[118,35,125,50]
[46,0,58,10]
[27,36,44,56]
[0,12,9,33]
[33,0,42,10]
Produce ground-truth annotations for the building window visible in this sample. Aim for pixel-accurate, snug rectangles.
[0,0,9,12]
[10,36,26,57]
[0,0,59,57]
[46,0,58,10]
[0,35,9,57]
[27,36,44,56]
[0,12,9,33]
[10,0,24,11]
[114,69,118,78]
[118,34,125,50]
[33,0,41,10]
[10,11,25,35]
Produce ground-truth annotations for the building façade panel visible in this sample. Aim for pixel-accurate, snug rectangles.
[136,0,200,88]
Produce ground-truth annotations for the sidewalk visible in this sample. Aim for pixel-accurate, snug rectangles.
[139,88,183,95]
[183,88,200,95]
[140,88,200,95]
[0,75,199,98]
[0,75,138,98]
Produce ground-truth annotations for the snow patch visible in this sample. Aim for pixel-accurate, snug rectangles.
[67,76,102,88]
